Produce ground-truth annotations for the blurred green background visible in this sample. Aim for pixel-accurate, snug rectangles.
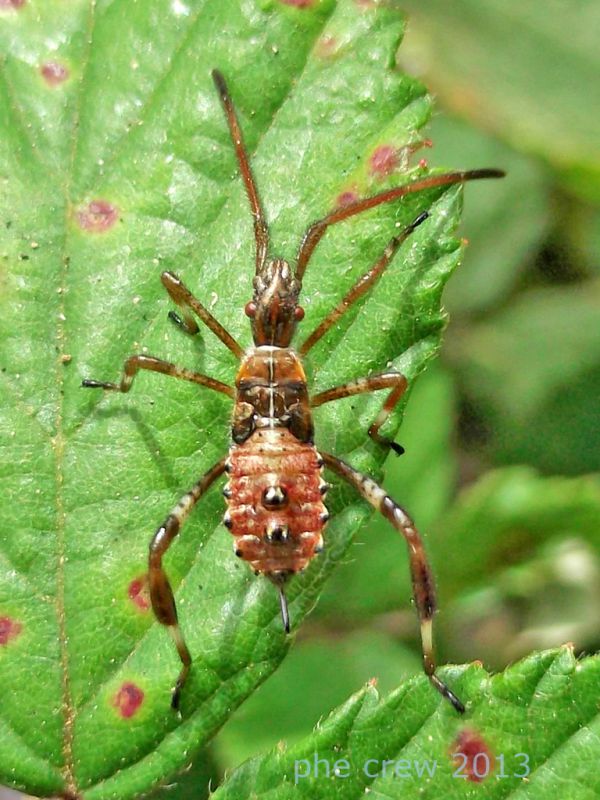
[196,0,600,792]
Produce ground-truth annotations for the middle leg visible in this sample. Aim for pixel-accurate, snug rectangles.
[322,451,465,714]
[311,372,408,455]
[299,212,429,356]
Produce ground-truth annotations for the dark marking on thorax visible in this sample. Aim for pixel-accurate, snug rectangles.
[232,346,313,444]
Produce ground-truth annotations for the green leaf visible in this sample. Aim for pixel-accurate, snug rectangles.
[399,0,600,203]
[212,647,600,799]
[0,1,484,797]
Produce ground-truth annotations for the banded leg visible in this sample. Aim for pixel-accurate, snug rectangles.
[149,458,227,709]
[212,69,270,273]
[82,354,234,398]
[161,271,243,358]
[311,372,408,455]
[295,168,505,282]
[299,212,429,356]
[322,452,465,714]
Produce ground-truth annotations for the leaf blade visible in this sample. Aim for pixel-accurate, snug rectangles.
[212,648,600,800]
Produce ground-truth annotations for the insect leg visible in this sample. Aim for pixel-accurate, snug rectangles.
[311,372,408,455]
[367,378,410,454]
[295,168,504,282]
[322,452,465,714]
[299,212,429,356]
[82,354,234,398]
[160,271,243,357]
[212,69,270,273]
[149,457,227,710]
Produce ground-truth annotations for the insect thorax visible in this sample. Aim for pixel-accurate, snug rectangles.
[232,345,313,444]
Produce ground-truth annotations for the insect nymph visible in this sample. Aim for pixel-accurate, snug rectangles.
[83,70,503,712]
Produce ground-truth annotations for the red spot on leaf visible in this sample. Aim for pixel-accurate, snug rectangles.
[128,575,150,612]
[369,145,399,178]
[41,62,69,86]
[336,188,359,208]
[113,682,144,718]
[279,0,313,6]
[0,616,22,645]
[451,728,495,783]
[372,140,433,177]
[316,35,337,58]
[0,0,26,9]
[76,200,119,233]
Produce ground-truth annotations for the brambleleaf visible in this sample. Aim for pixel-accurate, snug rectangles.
[212,648,600,800]
[0,1,482,797]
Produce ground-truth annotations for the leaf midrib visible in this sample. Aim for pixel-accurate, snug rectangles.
[53,0,99,793]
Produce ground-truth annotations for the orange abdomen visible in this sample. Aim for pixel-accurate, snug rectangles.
[224,427,327,576]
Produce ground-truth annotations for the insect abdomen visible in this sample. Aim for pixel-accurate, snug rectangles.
[224,428,327,576]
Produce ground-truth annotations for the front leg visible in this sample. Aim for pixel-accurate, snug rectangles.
[149,458,227,710]
[311,372,408,455]
[82,354,234,398]
[161,271,243,358]
[322,452,464,714]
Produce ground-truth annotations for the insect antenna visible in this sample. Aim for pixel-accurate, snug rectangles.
[295,168,505,282]
[212,69,270,273]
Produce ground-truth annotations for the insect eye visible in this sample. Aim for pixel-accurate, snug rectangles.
[294,306,305,321]
[245,301,257,318]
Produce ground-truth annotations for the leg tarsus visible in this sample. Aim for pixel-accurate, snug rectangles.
[367,427,405,456]
[168,309,199,336]
[367,375,409,449]
[81,378,118,390]
[429,673,465,714]
[170,625,192,711]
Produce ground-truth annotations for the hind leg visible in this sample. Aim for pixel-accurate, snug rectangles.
[149,458,227,709]
[322,452,464,713]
